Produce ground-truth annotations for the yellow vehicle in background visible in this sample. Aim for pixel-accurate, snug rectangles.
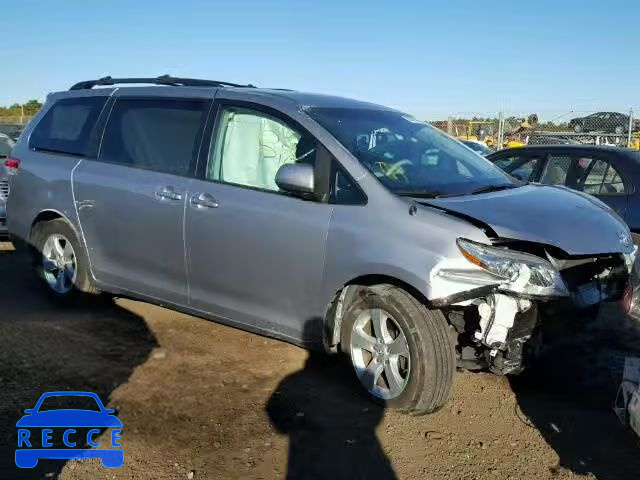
[453,120,496,148]
[502,114,538,148]
[504,139,526,148]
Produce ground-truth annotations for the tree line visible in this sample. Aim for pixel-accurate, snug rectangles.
[0,100,43,117]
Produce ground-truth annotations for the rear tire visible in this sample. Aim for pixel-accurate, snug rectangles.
[30,219,98,303]
[340,284,455,415]
[573,123,583,133]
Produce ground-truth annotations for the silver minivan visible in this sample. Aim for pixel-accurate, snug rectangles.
[6,76,636,414]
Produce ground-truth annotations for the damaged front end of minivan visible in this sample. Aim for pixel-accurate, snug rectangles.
[430,237,635,375]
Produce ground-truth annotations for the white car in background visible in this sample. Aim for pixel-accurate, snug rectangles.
[460,139,494,156]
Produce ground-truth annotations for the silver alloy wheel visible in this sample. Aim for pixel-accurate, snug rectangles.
[41,233,77,294]
[349,308,411,400]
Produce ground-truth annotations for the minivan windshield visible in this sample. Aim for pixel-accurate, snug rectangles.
[307,107,518,197]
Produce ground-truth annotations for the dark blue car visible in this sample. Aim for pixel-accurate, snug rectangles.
[15,391,123,468]
[488,145,640,243]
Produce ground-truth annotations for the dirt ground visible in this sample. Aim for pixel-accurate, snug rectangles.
[1,241,639,480]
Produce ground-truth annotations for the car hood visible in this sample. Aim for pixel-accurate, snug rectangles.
[418,184,632,256]
[16,410,123,427]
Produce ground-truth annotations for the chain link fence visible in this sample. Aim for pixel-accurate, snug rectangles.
[430,109,639,151]
[429,113,502,150]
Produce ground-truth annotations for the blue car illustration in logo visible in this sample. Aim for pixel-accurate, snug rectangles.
[16,391,123,468]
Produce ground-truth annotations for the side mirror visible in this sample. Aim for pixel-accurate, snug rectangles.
[104,408,115,414]
[23,409,34,415]
[275,163,314,195]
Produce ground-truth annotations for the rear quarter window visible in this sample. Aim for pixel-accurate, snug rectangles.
[29,96,107,156]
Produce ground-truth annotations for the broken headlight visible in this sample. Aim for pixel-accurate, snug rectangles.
[456,238,569,297]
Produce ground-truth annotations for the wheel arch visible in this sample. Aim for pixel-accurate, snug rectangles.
[28,208,99,295]
[322,273,433,351]
[29,209,79,240]
[29,209,89,263]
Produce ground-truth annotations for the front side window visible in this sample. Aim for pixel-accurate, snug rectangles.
[30,96,107,156]
[208,107,316,192]
[492,155,540,181]
[100,99,206,176]
[306,107,516,197]
[541,155,571,185]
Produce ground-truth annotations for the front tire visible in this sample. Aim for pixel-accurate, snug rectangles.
[340,285,455,415]
[573,123,583,133]
[31,218,98,303]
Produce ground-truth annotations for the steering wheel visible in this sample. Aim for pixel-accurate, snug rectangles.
[376,159,413,182]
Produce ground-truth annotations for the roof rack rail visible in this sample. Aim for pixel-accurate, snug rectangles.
[69,75,255,90]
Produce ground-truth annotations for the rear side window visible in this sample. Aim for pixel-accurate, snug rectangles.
[577,158,607,193]
[576,157,626,194]
[602,164,625,193]
[29,96,107,156]
[100,99,207,177]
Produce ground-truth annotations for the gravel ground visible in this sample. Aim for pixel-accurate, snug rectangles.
[1,241,639,480]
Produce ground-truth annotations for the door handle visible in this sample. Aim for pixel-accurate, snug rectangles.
[190,192,219,209]
[155,186,183,201]
[75,200,95,211]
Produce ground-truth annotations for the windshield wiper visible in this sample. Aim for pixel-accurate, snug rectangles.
[395,189,443,198]
[470,184,522,195]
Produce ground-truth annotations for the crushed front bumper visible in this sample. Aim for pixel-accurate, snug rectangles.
[439,252,631,375]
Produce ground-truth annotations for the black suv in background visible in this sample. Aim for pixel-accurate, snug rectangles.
[568,112,635,134]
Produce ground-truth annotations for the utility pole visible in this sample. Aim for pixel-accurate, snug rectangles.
[628,108,634,148]
[497,112,504,149]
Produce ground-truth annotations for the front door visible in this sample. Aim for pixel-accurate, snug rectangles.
[490,151,544,182]
[186,104,333,341]
[74,97,209,304]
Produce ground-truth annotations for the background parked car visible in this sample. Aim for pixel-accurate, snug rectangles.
[568,112,635,134]
[0,132,15,157]
[460,139,495,156]
[0,124,23,141]
[0,133,14,238]
[488,145,640,240]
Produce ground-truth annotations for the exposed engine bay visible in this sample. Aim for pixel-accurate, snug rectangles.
[437,241,633,375]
